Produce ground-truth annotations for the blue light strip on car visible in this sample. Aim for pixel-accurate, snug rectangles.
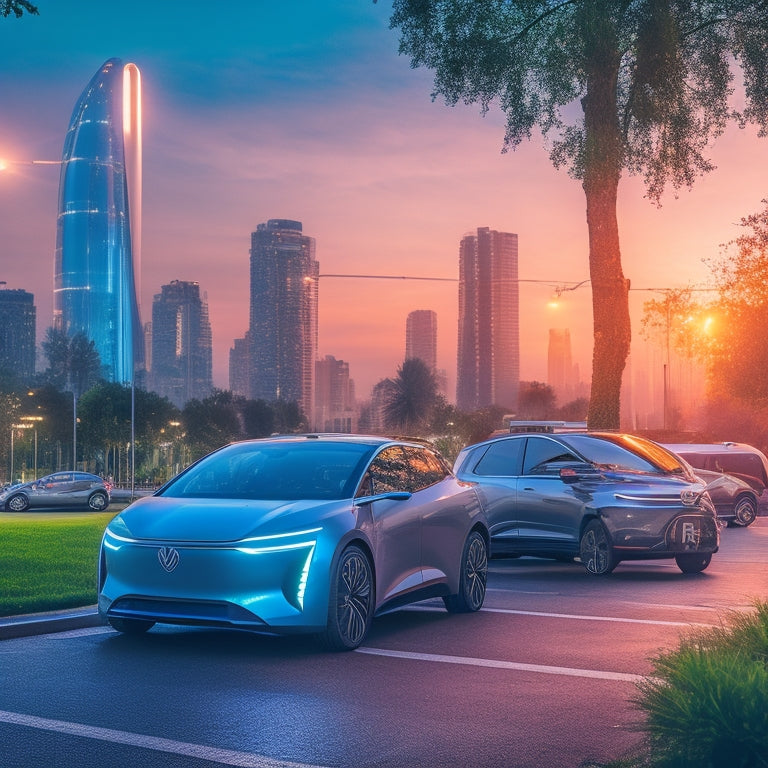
[296,544,316,609]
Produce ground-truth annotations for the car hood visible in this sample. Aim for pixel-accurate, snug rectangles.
[110,495,349,543]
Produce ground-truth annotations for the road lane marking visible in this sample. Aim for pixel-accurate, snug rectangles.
[0,710,328,768]
[356,647,649,683]
[407,603,715,627]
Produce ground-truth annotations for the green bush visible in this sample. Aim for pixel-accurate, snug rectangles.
[632,602,768,768]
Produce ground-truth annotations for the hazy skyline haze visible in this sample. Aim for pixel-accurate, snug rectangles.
[2,1,767,403]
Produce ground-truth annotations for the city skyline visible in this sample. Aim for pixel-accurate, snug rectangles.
[2,2,768,401]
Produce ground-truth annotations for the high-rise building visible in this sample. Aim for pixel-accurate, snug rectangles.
[54,58,143,384]
[150,281,212,408]
[456,227,519,411]
[229,334,251,398]
[0,287,36,380]
[248,219,318,423]
[315,355,357,432]
[548,328,574,404]
[405,310,437,373]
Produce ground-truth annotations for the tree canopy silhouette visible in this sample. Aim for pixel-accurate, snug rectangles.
[384,0,768,428]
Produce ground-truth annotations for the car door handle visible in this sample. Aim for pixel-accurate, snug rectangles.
[522,487,535,492]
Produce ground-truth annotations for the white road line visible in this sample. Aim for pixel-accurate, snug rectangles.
[0,710,328,768]
[406,603,714,627]
[356,647,648,683]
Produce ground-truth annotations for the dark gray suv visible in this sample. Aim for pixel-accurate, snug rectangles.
[454,432,720,575]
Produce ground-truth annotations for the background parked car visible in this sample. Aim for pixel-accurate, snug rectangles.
[679,466,759,527]
[98,435,489,650]
[663,442,768,516]
[454,431,719,575]
[0,472,112,512]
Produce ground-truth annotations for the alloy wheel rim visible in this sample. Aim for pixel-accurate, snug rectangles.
[465,536,488,609]
[338,552,372,646]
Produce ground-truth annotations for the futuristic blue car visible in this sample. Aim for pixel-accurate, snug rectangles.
[99,435,489,650]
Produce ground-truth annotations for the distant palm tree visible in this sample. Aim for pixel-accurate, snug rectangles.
[383,358,438,435]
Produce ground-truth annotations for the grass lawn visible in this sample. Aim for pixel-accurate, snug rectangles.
[0,510,119,617]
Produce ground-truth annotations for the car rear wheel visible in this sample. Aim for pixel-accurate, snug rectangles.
[444,530,488,613]
[321,544,374,651]
[108,617,155,634]
[7,494,29,512]
[675,552,712,574]
[733,495,757,527]
[88,491,109,511]
[579,520,617,575]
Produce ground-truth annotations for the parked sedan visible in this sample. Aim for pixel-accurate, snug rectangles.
[99,435,489,650]
[0,471,111,512]
[685,467,759,527]
[453,432,719,575]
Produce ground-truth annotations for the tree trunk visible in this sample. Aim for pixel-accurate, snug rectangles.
[581,20,631,431]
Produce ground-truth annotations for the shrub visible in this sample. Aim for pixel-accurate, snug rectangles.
[632,602,768,768]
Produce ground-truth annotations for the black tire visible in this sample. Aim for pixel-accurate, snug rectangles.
[321,545,374,651]
[108,616,155,634]
[675,552,712,574]
[579,519,617,575]
[88,491,109,511]
[733,495,757,527]
[444,530,488,613]
[7,494,29,512]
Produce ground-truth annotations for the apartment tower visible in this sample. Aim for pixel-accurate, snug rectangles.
[248,219,318,424]
[150,281,213,408]
[456,227,519,411]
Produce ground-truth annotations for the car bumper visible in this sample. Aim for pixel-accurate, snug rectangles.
[98,531,332,633]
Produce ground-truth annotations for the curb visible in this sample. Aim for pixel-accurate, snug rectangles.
[0,605,101,640]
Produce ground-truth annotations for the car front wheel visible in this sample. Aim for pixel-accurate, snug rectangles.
[88,491,109,511]
[675,552,712,574]
[733,495,757,527]
[7,494,29,512]
[444,530,488,613]
[321,545,374,651]
[579,520,617,575]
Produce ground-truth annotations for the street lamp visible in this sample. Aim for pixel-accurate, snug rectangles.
[20,415,43,478]
[9,423,32,483]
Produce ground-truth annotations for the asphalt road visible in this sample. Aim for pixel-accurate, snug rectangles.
[2,520,767,768]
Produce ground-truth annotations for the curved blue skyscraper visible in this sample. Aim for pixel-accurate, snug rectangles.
[54,58,143,384]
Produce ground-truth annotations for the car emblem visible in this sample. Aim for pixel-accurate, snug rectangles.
[158,546,180,573]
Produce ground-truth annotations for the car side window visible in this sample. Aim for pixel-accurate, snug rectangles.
[473,439,523,476]
[367,447,414,493]
[522,437,579,476]
[402,446,449,491]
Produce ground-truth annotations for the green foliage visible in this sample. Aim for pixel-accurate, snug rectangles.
[1,0,38,18]
[41,327,103,395]
[382,357,440,435]
[0,512,114,616]
[632,602,768,768]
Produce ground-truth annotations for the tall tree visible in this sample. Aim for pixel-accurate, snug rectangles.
[41,328,102,396]
[382,357,439,434]
[383,0,768,428]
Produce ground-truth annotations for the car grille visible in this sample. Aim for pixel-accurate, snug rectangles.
[109,597,266,628]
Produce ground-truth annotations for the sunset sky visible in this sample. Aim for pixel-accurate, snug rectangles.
[2,1,767,403]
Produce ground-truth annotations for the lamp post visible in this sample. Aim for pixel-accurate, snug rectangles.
[20,415,43,478]
[71,389,77,471]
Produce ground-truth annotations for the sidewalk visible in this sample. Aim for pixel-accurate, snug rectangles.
[0,605,101,640]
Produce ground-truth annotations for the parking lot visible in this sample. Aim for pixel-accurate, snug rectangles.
[3,519,766,768]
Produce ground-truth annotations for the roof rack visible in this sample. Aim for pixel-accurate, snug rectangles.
[502,419,588,434]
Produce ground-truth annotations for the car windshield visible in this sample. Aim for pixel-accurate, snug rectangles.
[159,440,377,501]
[559,434,688,474]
